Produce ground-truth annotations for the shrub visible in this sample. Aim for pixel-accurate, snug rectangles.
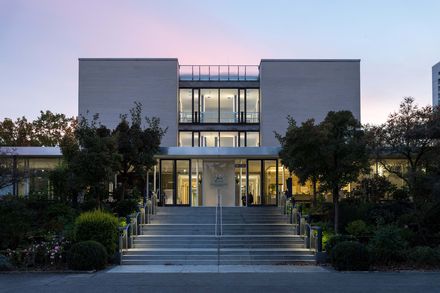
[346,220,371,238]
[407,246,440,267]
[325,234,356,256]
[0,254,14,271]
[74,210,119,256]
[0,196,32,250]
[67,241,107,270]
[113,199,138,217]
[331,241,370,271]
[368,225,408,265]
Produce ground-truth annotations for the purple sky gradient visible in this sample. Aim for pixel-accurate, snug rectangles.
[0,0,439,124]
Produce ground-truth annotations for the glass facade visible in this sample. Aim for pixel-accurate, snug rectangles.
[179,88,259,124]
[179,131,259,147]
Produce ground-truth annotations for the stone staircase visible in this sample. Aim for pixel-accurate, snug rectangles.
[121,206,316,265]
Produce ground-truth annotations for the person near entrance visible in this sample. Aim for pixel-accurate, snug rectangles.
[247,192,254,206]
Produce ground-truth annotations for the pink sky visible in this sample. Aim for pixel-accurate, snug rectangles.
[0,0,439,124]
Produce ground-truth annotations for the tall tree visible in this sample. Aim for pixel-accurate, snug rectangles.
[368,97,440,201]
[319,111,369,233]
[58,115,121,205]
[33,110,76,146]
[276,118,323,206]
[113,103,166,200]
[0,111,75,147]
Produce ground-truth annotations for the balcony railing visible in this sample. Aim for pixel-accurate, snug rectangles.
[179,111,259,124]
[179,65,259,81]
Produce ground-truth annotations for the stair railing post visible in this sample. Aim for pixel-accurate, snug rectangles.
[316,226,323,253]
[305,224,310,248]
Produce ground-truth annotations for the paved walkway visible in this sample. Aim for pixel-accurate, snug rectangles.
[107,265,330,273]
[0,267,439,293]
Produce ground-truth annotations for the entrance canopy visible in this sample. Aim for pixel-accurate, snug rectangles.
[156,147,281,159]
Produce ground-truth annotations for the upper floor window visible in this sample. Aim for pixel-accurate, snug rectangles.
[179,131,259,147]
[179,88,259,124]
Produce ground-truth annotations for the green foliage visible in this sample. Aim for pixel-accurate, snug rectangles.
[325,234,356,256]
[0,196,76,250]
[0,111,75,147]
[346,220,371,238]
[354,175,396,203]
[67,241,107,271]
[114,199,138,217]
[331,241,370,271]
[0,196,32,250]
[0,254,14,271]
[368,225,408,264]
[407,246,440,267]
[74,210,119,256]
[113,103,167,200]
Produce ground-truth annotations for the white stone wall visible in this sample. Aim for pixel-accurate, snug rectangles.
[433,62,440,106]
[259,59,361,146]
[78,58,179,147]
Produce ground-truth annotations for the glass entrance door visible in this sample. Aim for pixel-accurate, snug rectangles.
[246,159,278,206]
[160,159,191,206]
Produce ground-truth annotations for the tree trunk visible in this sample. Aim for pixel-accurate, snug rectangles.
[333,185,339,234]
[312,178,317,207]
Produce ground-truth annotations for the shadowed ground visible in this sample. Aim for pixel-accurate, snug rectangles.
[0,266,439,293]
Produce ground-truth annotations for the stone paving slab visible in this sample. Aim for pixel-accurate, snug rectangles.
[107,265,330,273]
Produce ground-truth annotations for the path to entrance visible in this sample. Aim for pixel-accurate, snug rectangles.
[108,264,329,273]
[0,270,439,293]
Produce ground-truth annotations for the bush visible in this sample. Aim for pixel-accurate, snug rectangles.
[346,220,371,238]
[0,254,14,271]
[407,246,440,267]
[331,241,370,271]
[368,225,408,265]
[113,199,138,217]
[74,210,119,256]
[67,241,107,270]
[325,234,356,256]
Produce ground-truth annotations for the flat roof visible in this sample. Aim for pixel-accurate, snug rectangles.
[79,58,178,61]
[260,59,360,63]
[0,146,281,159]
[0,147,62,157]
[156,147,280,159]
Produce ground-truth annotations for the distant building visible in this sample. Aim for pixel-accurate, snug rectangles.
[433,61,440,106]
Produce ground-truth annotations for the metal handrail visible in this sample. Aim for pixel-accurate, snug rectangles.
[289,206,323,253]
[215,191,223,237]
[119,199,157,264]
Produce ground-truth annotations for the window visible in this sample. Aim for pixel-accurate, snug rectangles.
[179,132,193,146]
[246,132,260,147]
[179,131,259,147]
[201,89,219,123]
[179,89,192,123]
[179,88,259,124]
[220,89,238,123]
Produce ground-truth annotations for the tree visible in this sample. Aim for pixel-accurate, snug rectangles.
[33,110,76,146]
[319,111,369,233]
[58,115,121,206]
[0,111,75,147]
[368,97,440,202]
[0,148,16,192]
[112,103,166,200]
[276,118,323,206]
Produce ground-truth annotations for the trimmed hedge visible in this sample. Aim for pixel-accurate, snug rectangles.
[325,235,356,256]
[368,225,407,265]
[0,254,14,271]
[407,246,440,267]
[67,241,107,270]
[331,241,370,271]
[74,210,119,256]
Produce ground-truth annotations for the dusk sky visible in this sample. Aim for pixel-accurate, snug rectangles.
[1,0,439,125]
